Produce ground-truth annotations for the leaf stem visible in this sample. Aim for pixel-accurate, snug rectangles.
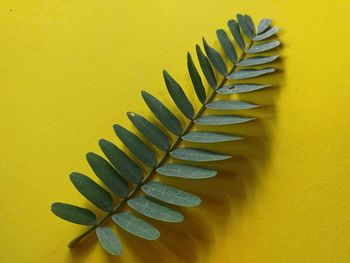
[68,40,253,248]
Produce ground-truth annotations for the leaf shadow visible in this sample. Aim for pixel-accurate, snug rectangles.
[65,38,284,262]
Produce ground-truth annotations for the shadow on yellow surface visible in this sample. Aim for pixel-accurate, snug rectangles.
[66,55,284,262]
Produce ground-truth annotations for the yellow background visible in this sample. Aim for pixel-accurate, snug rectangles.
[1,1,349,262]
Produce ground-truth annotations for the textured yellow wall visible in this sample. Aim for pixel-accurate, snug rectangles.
[1,1,349,262]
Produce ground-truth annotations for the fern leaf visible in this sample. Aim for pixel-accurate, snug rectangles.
[51,14,281,256]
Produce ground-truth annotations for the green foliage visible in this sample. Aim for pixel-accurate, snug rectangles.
[156,163,217,179]
[182,131,242,143]
[141,182,201,207]
[96,227,122,255]
[112,212,160,240]
[127,196,184,222]
[51,14,280,256]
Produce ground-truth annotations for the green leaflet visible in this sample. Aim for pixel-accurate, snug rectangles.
[112,212,160,240]
[99,139,143,183]
[227,20,245,50]
[142,181,201,207]
[187,53,206,103]
[196,45,217,88]
[237,55,278,66]
[194,115,255,125]
[254,26,279,41]
[86,152,129,198]
[217,84,270,94]
[228,68,275,80]
[257,18,272,34]
[141,90,183,135]
[237,14,254,39]
[216,29,237,63]
[70,172,113,212]
[127,112,170,151]
[157,163,217,179]
[163,70,194,119]
[96,227,122,256]
[182,131,242,143]
[203,38,227,76]
[244,15,256,35]
[170,148,231,162]
[127,196,184,223]
[206,100,259,110]
[51,203,96,225]
[113,124,157,167]
[247,40,280,53]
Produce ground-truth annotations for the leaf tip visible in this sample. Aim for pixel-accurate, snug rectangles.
[112,123,122,132]
[98,138,107,147]
[126,111,136,118]
[140,90,148,97]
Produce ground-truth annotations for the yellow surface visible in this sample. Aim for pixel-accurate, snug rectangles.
[1,1,349,262]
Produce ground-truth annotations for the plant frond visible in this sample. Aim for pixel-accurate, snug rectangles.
[51,13,281,256]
